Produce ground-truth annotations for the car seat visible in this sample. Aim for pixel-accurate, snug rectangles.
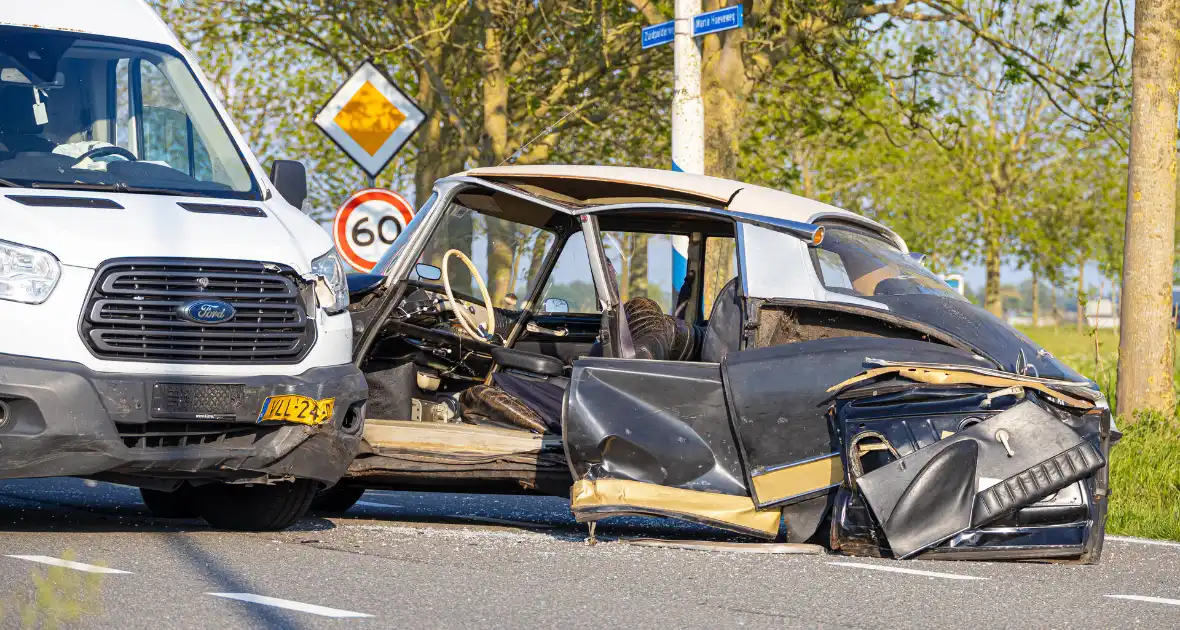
[700,276,742,363]
[0,86,56,154]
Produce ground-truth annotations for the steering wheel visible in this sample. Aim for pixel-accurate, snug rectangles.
[74,145,137,164]
[441,249,496,341]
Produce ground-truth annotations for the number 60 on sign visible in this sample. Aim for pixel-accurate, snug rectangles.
[332,188,416,272]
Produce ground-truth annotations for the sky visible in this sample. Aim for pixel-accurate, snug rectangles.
[956,259,1114,296]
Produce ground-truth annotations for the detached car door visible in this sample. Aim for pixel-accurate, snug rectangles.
[562,336,994,540]
[563,357,783,538]
[565,335,1104,548]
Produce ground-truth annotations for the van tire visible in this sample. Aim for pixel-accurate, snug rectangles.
[310,485,365,513]
[141,485,199,519]
[195,479,318,531]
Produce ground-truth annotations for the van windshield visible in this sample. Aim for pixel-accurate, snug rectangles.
[0,26,259,199]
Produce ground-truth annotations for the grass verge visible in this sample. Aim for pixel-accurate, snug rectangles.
[1017,326,1180,542]
[1106,413,1180,541]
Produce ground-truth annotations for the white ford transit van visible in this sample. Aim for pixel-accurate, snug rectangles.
[0,0,366,530]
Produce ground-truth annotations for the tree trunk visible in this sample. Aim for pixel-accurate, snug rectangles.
[700,0,748,178]
[1117,0,1180,419]
[1051,285,1064,325]
[485,221,516,309]
[1077,262,1086,334]
[524,231,550,300]
[478,4,510,166]
[412,37,443,205]
[1031,270,1040,328]
[983,213,1003,317]
[628,234,650,300]
[478,4,514,307]
[703,238,736,315]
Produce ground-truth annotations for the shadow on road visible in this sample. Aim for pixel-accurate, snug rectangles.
[0,478,765,544]
[165,534,308,630]
[0,478,336,535]
[320,489,769,544]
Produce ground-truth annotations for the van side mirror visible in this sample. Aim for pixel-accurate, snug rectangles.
[270,160,307,210]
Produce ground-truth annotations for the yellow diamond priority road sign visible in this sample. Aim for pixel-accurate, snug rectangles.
[315,62,426,178]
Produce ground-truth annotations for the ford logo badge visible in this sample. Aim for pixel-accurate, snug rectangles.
[178,299,236,324]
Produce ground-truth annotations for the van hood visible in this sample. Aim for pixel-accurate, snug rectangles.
[1,191,333,270]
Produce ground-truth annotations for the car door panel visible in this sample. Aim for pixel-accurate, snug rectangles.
[721,337,994,509]
[854,400,1104,558]
[563,358,781,537]
[513,313,600,365]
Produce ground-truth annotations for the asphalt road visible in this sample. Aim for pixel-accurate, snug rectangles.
[0,478,1178,629]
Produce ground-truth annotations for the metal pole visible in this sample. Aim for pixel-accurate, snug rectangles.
[671,0,703,299]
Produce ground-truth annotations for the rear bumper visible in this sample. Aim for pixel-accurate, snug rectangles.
[0,353,366,485]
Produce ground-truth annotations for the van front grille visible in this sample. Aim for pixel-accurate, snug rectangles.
[81,258,314,363]
[115,422,278,449]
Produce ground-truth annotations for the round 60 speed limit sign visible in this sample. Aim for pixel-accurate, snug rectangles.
[333,189,415,272]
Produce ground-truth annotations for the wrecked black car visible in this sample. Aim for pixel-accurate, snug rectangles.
[330,165,1115,563]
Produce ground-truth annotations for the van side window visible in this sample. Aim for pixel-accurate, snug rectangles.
[112,58,213,181]
[139,61,212,180]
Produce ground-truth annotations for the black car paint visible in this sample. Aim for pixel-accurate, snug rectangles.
[563,359,748,497]
[720,337,995,510]
[830,382,1110,560]
[563,329,1110,558]
[868,294,1087,381]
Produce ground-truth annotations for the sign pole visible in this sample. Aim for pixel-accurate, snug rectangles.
[671,0,704,294]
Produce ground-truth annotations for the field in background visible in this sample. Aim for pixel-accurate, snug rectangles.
[1017,327,1180,542]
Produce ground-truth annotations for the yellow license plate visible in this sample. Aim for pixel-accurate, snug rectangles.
[257,395,335,425]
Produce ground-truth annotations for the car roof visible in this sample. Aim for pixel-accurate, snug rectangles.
[0,0,179,47]
[461,165,905,249]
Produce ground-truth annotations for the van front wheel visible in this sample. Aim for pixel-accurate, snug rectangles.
[195,479,318,531]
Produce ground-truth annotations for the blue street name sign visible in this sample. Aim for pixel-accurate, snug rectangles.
[692,5,743,36]
[641,21,675,49]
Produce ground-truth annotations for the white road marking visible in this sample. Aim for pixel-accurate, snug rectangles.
[1106,535,1180,549]
[1107,595,1180,607]
[828,561,987,581]
[356,500,403,509]
[208,593,373,618]
[6,555,131,574]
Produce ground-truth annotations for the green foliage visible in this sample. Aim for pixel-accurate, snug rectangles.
[0,551,105,629]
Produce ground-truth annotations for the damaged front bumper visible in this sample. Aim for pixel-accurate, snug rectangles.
[825,363,1113,563]
[0,353,367,485]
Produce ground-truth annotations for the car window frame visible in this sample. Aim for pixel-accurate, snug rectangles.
[807,225,965,302]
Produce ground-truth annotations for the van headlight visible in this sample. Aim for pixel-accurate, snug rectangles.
[310,251,349,314]
[0,240,61,304]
